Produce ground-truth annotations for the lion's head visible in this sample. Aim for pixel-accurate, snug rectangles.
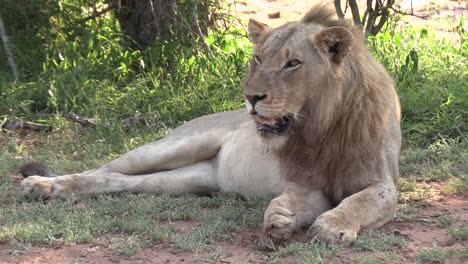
[243,5,376,148]
[243,4,398,190]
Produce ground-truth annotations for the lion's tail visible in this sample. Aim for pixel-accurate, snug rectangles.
[18,162,55,178]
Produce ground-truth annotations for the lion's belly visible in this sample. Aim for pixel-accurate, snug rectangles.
[214,121,284,197]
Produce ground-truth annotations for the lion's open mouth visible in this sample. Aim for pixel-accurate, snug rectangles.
[255,115,293,136]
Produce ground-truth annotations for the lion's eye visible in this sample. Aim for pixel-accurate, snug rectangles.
[284,59,302,70]
[254,55,262,65]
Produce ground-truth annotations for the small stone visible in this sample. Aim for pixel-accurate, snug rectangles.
[268,12,280,19]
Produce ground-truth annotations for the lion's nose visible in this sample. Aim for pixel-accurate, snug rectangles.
[245,94,267,107]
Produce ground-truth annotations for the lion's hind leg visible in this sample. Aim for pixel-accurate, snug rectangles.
[20,160,218,200]
[98,110,246,176]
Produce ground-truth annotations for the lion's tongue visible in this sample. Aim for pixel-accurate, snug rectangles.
[256,115,277,126]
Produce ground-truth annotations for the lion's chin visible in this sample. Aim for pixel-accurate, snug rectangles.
[255,130,289,150]
[251,114,293,150]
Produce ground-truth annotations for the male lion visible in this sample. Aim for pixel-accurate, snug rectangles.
[20,5,401,246]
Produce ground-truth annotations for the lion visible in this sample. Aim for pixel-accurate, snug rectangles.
[19,4,401,246]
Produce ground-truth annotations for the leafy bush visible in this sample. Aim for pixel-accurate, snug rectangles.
[370,23,467,144]
[0,2,466,145]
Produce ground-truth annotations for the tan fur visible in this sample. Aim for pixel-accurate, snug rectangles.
[19,4,400,247]
[245,4,401,246]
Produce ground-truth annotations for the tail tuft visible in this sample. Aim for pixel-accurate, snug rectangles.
[18,162,54,178]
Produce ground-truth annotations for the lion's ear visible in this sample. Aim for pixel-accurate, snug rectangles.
[313,26,353,64]
[248,19,271,44]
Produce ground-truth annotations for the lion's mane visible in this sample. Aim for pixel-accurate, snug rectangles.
[275,6,399,205]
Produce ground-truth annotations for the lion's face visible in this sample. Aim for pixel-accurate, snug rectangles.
[244,20,353,146]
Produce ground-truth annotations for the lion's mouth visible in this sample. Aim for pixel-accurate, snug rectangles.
[255,115,293,136]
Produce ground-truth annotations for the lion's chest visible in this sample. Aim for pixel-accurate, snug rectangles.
[214,121,284,197]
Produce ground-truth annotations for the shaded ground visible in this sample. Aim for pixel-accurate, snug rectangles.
[1,192,466,264]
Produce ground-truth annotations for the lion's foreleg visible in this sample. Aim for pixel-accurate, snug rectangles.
[308,181,397,245]
[259,184,331,248]
[21,161,218,200]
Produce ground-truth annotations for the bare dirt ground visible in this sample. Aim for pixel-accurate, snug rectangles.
[1,1,467,263]
[232,0,467,39]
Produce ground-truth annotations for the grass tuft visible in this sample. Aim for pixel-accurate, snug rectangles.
[419,247,468,263]
[354,230,407,251]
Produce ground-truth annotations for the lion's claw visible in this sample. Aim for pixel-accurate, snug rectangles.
[308,211,358,245]
[260,205,296,248]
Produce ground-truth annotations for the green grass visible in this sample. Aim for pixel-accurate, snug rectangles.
[436,213,456,227]
[449,225,468,240]
[267,241,342,264]
[356,253,403,264]
[0,190,268,255]
[354,230,407,251]
[418,247,468,263]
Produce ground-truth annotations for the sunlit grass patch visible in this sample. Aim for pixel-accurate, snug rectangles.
[442,176,468,194]
[398,177,434,203]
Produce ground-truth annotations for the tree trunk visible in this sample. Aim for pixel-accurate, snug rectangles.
[108,0,213,47]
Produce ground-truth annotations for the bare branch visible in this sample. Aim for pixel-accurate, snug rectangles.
[362,0,371,25]
[190,0,213,57]
[2,119,52,132]
[391,6,429,20]
[369,9,389,35]
[349,0,362,26]
[79,5,114,24]
[333,0,345,19]
[0,15,18,78]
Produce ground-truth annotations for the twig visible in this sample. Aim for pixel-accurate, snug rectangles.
[65,112,146,130]
[65,112,98,128]
[190,0,214,57]
[2,119,53,132]
[79,5,114,24]
[391,6,429,20]
[0,15,18,78]
[0,117,8,128]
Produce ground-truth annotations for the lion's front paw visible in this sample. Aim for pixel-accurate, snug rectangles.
[308,211,359,245]
[258,205,296,249]
[20,176,69,200]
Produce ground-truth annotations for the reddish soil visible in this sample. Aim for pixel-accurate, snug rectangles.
[390,195,468,263]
